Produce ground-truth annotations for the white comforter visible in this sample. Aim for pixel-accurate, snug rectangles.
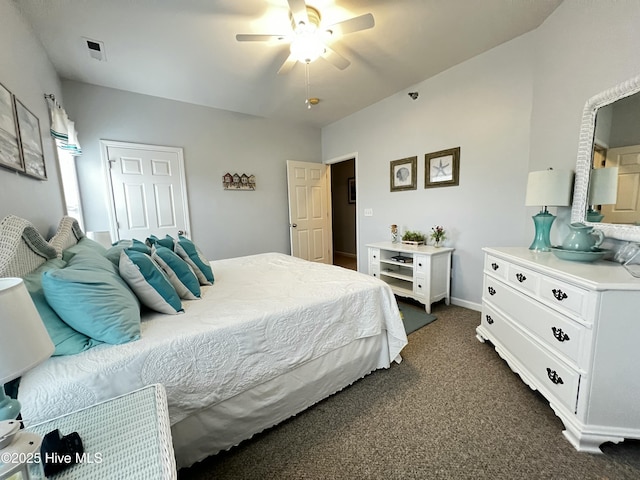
[19,253,407,426]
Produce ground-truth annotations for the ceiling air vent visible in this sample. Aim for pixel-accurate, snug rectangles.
[83,37,106,61]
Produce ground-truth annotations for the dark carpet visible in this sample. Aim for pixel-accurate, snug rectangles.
[397,297,437,334]
[179,303,640,480]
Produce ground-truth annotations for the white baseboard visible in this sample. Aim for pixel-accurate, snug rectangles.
[451,297,482,312]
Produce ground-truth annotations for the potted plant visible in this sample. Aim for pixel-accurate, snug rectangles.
[401,230,426,245]
[430,225,446,247]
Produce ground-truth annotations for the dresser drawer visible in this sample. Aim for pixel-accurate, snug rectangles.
[369,264,380,278]
[485,254,507,279]
[414,274,426,298]
[486,255,591,321]
[369,248,380,265]
[483,275,586,366]
[481,303,580,413]
[507,263,540,297]
[415,255,428,275]
[539,277,589,319]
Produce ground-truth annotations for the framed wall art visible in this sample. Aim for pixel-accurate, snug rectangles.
[0,83,24,173]
[390,156,417,192]
[348,177,356,204]
[222,172,256,190]
[15,99,46,180]
[425,147,460,188]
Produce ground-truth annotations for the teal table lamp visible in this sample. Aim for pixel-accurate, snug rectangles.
[587,167,619,222]
[525,169,574,252]
[0,278,54,420]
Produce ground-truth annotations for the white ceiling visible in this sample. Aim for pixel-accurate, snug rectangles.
[16,0,563,128]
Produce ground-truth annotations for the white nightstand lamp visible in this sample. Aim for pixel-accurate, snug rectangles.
[587,167,619,222]
[0,277,54,421]
[525,169,574,251]
[0,278,54,480]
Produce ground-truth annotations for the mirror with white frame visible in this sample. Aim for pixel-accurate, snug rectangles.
[571,73,640,242]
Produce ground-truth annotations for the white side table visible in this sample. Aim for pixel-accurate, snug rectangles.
[367,241,453,313]
[25,384,176,479]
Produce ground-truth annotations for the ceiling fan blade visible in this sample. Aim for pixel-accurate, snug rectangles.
[277,54,298,75]
[287,0,309,28]
[325,13,375,36]
[321,46,350,70]
[236,34,287,42]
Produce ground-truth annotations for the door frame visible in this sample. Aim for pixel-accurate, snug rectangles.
[324,152,359,271]
[100,139,191,242]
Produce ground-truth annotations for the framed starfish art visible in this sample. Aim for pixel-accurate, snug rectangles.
[425,147,460,188]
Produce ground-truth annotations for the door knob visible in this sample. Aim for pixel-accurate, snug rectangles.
[178,230,185,236]
[290,223,297,228]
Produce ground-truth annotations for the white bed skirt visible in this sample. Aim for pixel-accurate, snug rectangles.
[172,333,391,468]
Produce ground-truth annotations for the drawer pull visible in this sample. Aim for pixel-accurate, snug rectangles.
[515,273,526,283]
[552,288,568,301]
[552,327,570,342]
[491,263,499,271]
[418,263,423,267]
[487,286,496,296]
[418,284,422,289]
[485,314,494,325]
[546,368,564,385]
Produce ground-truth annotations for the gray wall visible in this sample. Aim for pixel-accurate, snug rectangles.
[322,0,640,309]
[322,33,534,310]
[0,0,65,235]
[61,81,321,260]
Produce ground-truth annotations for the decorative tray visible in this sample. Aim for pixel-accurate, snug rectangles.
[550,246,610,263]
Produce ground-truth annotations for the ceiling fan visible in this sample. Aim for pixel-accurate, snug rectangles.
[236,0,375,75]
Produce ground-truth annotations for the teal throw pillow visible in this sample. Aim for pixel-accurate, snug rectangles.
[106,239,151,265]
[174,236,214,285]
[61,236,108,262]
[146,234,175,250]
[119,250,183,314]
[151,245,201,299]
[24,258,101,356]
[42,252,141,345]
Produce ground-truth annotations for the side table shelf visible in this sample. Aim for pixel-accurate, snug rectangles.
[25,384,177,479]
[367,241,453,313]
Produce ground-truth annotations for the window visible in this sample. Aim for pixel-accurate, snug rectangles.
[57,149,85,231]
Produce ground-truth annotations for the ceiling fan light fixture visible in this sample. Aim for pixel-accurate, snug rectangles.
[290,32,325,63]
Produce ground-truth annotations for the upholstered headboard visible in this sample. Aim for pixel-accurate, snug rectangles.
[0,215,84,278]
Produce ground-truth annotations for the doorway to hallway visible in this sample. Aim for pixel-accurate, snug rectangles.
[330,158,356,271]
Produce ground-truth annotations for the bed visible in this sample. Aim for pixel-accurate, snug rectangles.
[0,215,407,468]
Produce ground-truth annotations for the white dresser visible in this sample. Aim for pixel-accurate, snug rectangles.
[476,247,640,452]
[367,241,452,313]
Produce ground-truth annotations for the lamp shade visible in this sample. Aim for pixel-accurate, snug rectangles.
[525,169,574,207]
[588,167,619,206]
[0,278,54,385]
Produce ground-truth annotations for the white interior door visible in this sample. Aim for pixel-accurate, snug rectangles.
[602,145,640,224]
[103,140,191,241]
[286,160,332,263]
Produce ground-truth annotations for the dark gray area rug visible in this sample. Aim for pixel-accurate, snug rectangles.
[397,297,437,334]
[179,303,640,480]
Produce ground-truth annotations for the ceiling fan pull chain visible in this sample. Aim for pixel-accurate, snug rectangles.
[305,61,311,109]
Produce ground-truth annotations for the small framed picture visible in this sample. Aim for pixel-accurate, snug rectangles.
[425,147,460,188]
[348,177,356,204]
[0,83,24,173]
[390,156,417,192]
[15,98,47,180]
